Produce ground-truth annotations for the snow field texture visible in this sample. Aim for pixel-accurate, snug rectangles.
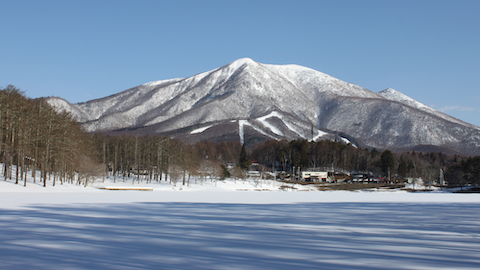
[1,174,480,269]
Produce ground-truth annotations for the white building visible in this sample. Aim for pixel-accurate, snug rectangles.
[302,171,328,182]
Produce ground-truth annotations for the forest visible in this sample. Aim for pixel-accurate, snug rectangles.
[0,85,100,187]
[1,85,479,187]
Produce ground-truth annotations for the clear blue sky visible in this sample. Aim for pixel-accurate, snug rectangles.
[2,0,479,126]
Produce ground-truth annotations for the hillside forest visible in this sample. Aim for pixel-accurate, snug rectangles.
[1,85,479,187]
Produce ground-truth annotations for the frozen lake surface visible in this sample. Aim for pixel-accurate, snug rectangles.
[1,178,479,269]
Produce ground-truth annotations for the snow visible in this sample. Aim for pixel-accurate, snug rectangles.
[267,62,381,99]
[378,88,480,131]
[45,97,88,122]
[46,58,480,155]
[313,129,329,141]
[256,111,318,140]
[282,120,304,138]
[1,171,480,269]
[143,78,184,87]
[379,88,431,110]
[257,112,284,136]
[238,120,276,144]
[228,57,257,70]
[238,120,247,144]
[340,136,357,147]
[255,111,329,141]
[190,124,213,134]
[62,58,380,134]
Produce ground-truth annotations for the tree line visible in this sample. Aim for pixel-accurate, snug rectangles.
[90,133,243,185]
[93,133,479,187]
[250,139,479,186]
[1,85,479,188]
[0,85,100,187]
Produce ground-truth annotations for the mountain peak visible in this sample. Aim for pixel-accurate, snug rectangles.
[228,58,258,69]
[45,59,480,155]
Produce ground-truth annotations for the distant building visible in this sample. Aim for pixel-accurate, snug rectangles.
[350,173,377,183]
[351,174,366,182]
[246,171,261,178]
[302,171,328,182]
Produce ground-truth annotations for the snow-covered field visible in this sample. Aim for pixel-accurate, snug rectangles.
[1,175,480,269]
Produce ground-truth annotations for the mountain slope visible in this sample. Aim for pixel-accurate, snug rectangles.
[45,58,480,155]
[378,88,479,130]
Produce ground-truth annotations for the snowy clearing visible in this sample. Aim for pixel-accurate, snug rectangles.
[190,125,213,134]
[257,111,285,136]
[1,176,480,270]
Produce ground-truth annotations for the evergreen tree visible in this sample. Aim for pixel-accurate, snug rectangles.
[238,144,251,170]
[380,150,395,177]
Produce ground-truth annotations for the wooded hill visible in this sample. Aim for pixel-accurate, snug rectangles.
[1,85,479,188]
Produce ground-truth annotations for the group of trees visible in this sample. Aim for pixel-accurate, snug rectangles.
[446,156,480,187]
[1,84,479,188]
[90,134,243,185]
[251,139,380,174]
[87,134,480,187]
[250,139,479,186]
[91,134,192,185]
[0,85,100,187]
[82,134,480,187]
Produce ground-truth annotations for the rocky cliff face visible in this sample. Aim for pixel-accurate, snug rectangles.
[46,58,480,155]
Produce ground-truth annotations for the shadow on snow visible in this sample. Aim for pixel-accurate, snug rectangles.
[1,202,479,270]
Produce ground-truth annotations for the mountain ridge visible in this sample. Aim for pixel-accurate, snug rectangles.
[45,58,480,155]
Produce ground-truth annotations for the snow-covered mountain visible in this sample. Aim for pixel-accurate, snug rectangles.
[45,58,480,155]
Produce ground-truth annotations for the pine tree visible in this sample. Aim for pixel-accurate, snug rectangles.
[238,144,251,170]
[380,150,395,177]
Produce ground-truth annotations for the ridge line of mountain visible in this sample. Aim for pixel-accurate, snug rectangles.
[45,58,480,156]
